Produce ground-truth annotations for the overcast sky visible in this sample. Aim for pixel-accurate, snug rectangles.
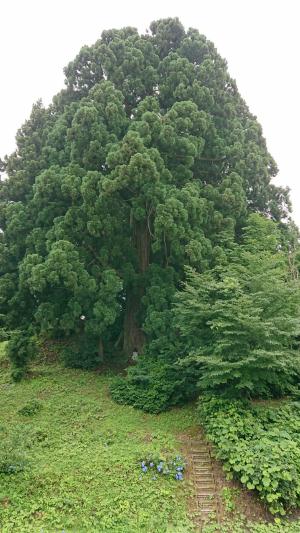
[1,0,299,226]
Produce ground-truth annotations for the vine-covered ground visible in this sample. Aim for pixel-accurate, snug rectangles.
[0,343,299,532]
[0,343,196,532]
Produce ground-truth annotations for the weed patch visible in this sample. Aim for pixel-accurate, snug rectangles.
[0,350,196,532]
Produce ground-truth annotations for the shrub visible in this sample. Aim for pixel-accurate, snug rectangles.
[174,216,300,399]
[18,399,42,416]
[110,356,198,413]
[0,328,9,342]
[6,330,38,381]
[199,398,300,515]
[202,517,300,533]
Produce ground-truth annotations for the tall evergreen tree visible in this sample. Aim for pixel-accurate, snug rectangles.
[0,18,293,371]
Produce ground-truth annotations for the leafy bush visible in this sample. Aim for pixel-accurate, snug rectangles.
[0,328,9,342]
[6,330,38,381]
[110,356,198,413]
[202,517,300,533]
[249,522,300,533]
[0,425,29,474]
[199,397,300,515]
[18,399,42,416]
[174,215,300,398]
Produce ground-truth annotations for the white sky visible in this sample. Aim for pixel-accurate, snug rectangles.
[1,0,299,226]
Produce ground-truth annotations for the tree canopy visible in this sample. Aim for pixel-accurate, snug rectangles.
[0,18,298,391]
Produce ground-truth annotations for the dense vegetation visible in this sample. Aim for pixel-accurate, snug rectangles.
[1,344,299,531]
[112,214,300,410]
[199,397,300,515]
[1,17,300,526]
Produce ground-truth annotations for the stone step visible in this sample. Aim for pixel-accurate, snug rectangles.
[191,451,210,456]
[195,482,215,489]
[194,475,214,481]
[197,501,216,508]
[197,505,216,512]
[194,470,214,475]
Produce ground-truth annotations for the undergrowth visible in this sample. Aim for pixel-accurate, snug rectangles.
[199,397,300,515]
[203,517,300,533]
[1,342,300,531]
[0,343,196,532]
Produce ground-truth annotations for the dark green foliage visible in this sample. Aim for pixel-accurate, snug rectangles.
[116,214,300,408]
[0,328,9,341]
[6,331,38,381]
[199,397,300,515]
[110,357,198,413]
[60,334,103,369]
[0,18,293,377]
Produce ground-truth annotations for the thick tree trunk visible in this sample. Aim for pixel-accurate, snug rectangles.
[123,292,145,356]
[134,220,150,274]
[123,219,150,357]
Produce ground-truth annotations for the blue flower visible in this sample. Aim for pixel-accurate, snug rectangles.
[141,461,146,467]
[142,466,148,472]
[175,472,183,481]
[157,465,162,472]
[149,462,154,467]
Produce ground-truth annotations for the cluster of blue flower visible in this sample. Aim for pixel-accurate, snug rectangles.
[139,455,186,481]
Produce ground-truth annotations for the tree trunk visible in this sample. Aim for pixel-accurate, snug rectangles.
[123,219,150,357]
[98,337,104,362]
[123,292,145,356]
[134,220,150,274]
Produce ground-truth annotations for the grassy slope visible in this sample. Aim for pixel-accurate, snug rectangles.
[0,344,196,533]
[1,343,300,533]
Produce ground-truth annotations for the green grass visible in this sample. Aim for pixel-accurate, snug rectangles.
[1,343,300,533]
[0,345,196,532]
